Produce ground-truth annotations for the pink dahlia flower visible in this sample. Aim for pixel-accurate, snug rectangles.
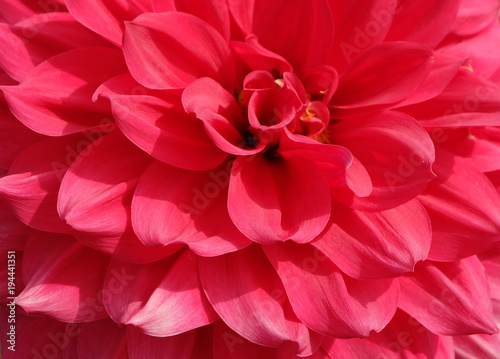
[1,0,500,358]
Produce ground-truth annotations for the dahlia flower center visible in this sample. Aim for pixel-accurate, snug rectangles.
[236,70,334,148]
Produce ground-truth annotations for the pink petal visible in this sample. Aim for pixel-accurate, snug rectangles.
[263,242,399,338]
[0,70,16,87]
[439,20,500,78]
[247,85,303,131]
[0,0,66,25]
[228,153,331,244]
[420,149,500,261]
[0,309,71,359]
[152,0,230,42]
[231,36,293,74]
[62,324,80,359]
[66,0,151,46]
[183,77,265,155]
[332,42,433,109]
[58,132,179,263]
[132,160,251,257]
[323,309,455,359]
[1,47,127,136]
[393,53,464,107]
[17,231,109,322]
[441,135,500,173]
[227,0,255,37]
[0,13,109,82]
[398,257,498,336]
[300,65,339,104]
[198,245,320,356]
[384,0,460,48]
[76,318,127,359]
[213,321,327,359]
[331,111,435,211]
[57,131,149,235]
[104,251,218,336]
[401,70,500,128]
[127,325,213,359]
[0,99,45,171]
[451,0,500,36]
[326,0,396,72]
[278,131,363,195]
[250,0,333,70]
[342,157,373,198]
[97,77,227,171]
[0,134,91,233]
[313,199,431,280]
[454,333,500,359]
[0,198,29,250]
[478,245,500,300]
[123,12,234,90]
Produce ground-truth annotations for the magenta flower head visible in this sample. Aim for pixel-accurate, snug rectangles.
[1,0,500,358]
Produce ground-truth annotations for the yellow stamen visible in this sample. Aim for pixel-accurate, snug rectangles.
[461,63,474,72]
[310,128,332,144]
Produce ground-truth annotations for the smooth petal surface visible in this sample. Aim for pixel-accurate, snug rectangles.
[123,12,234,89]
[213,321,327,359]
[402,70,500,128]
[331,111,435,211]
[199,245,319,356]
[452,0,500,36]
[132,160,251,257]
[104,251,218,336]
[440,21,500,78]
[0,134,89,233]
[0,99,44,172]
[58,133,178,263]
[398,257,498,336]
[1,47,127,136]
[420,150,500,261]
[76,318,127,359]
[324,310,455,359]
[152,0,230,41]
[231,36,293,74]
[454,333,500,359]
[128,325,213,359]
[66,0,151,46]
[326,0,397,71]
[264,242,400,338]
[0,0,66,24]
[441,134,500,173]
[313,199,431,279]
[17,232,109,322]
[385,0,460,48]
[332,42,433,109]
[393,53,464,107]
[228,153,331,244]
[0,309,70,359]
[0,13,109,82]
[478,245,500,300]
[227,0,255,37]
[278,131,354,191]
[252,0,334,69]
[100,78,227,171]
[0,199,29,250]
